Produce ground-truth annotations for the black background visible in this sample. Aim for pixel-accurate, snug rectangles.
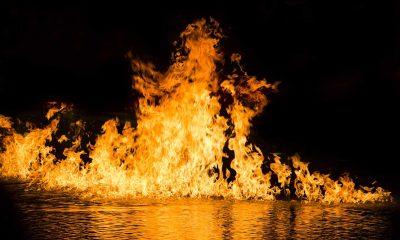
[1,1,399,194]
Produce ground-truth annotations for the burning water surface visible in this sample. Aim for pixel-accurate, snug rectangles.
[0,19,392,203]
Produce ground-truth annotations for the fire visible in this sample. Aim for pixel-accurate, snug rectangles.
[0,19,391,203]
[0,115,12,129]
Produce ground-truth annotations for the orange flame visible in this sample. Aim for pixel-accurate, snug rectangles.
[0,115,12,129]
[0,19,391,203]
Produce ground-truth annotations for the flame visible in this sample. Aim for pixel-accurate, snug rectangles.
[45,102,72,120]
[0,115,12,129]
[0,19,391,203]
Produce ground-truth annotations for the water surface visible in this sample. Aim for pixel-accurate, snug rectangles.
[1,182,399,239]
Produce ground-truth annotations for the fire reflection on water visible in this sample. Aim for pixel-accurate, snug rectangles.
[5,183,395,240]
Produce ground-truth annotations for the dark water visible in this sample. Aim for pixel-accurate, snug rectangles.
[1,182,399,240]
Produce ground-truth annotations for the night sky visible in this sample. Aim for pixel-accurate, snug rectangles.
[1,1,399,193]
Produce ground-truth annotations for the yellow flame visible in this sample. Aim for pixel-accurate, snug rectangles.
[0,19,391,203]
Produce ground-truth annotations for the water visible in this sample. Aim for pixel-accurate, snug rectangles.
[1,182,399,239]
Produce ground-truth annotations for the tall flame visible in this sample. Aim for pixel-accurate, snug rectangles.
[0,19,391,203]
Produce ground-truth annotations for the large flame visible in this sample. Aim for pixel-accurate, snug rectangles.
[0,19,391,203]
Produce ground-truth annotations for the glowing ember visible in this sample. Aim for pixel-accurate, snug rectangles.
[0,19,391,203]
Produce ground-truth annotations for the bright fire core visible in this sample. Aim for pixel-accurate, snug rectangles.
[0,19,391,203]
